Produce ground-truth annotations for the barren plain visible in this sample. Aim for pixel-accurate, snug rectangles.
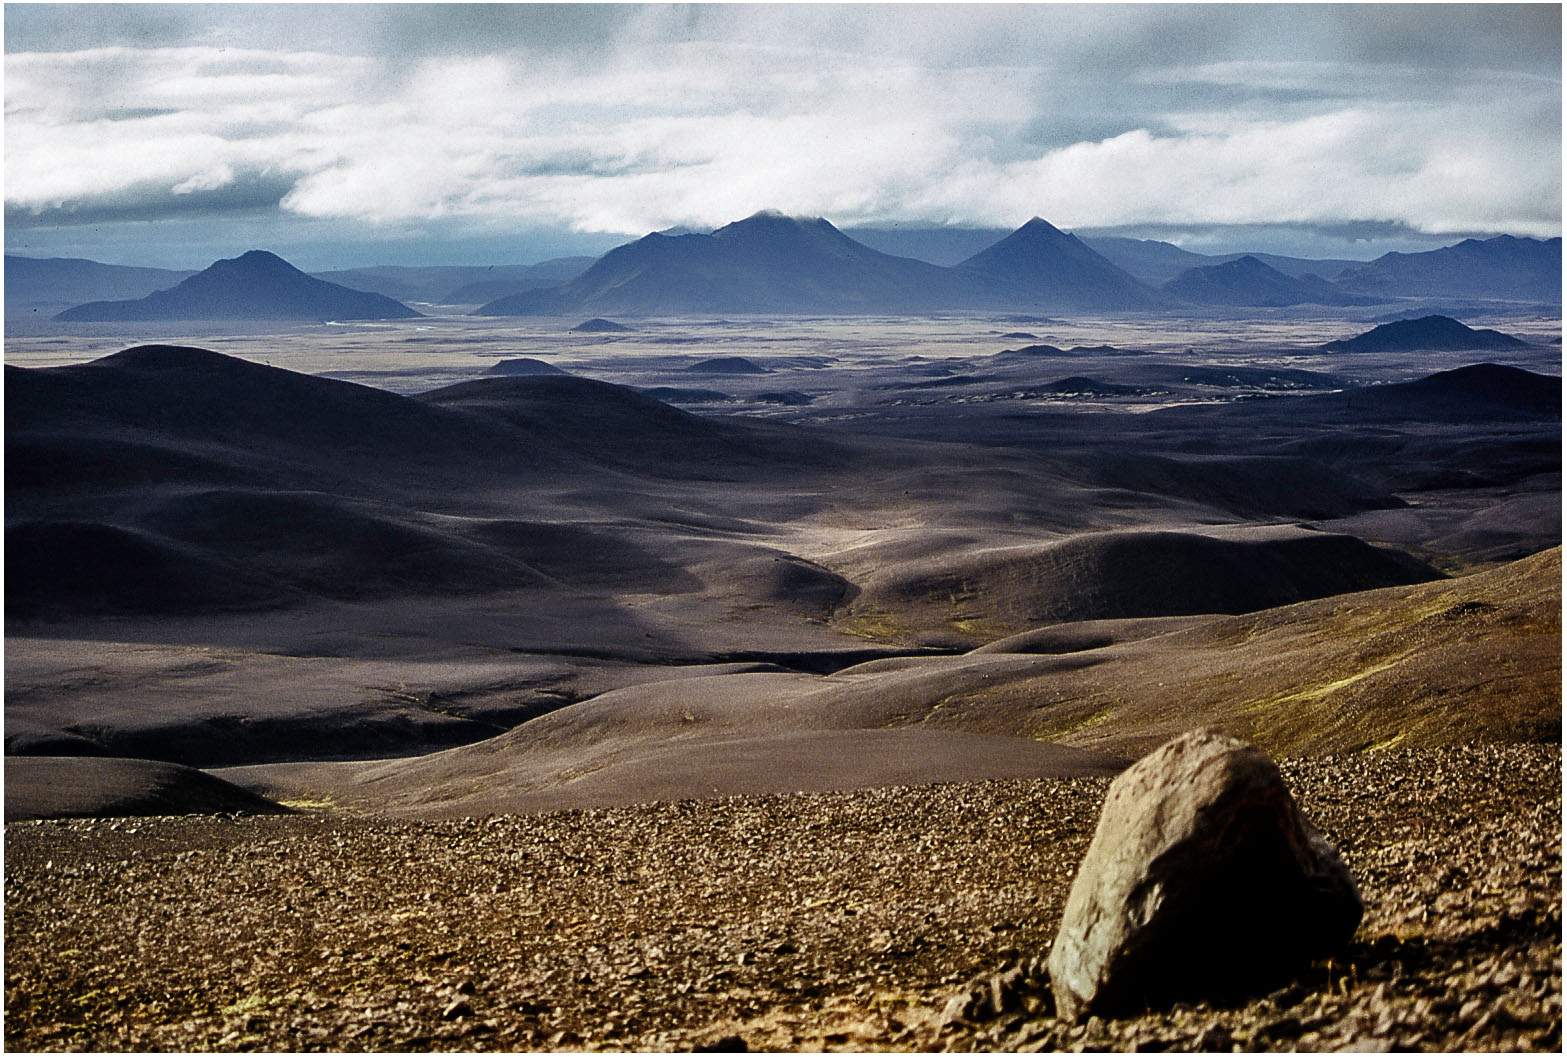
[5,305,1562,1050]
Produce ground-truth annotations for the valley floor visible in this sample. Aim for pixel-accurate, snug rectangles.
[5,744,1559,1053]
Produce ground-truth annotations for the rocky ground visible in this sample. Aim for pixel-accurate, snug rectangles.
[5,743,1560,1052]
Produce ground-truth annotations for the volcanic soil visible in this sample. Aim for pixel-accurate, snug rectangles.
[5,311,1561,1051]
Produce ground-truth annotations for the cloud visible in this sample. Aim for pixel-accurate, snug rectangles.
[4,5,1560,249]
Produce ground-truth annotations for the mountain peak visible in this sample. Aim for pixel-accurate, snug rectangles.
[216,249,301,274]
[54,249,420,322]
[956,218,1162,310]
[1020,217,1069,235]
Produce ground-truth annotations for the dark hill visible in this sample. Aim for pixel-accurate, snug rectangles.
[687,356,769,375]
[1337,363,1562,420]
[955,218,1164,311]
[485,358,570,377]
[1333,235,1562,302]
[1154,363,1561,427]
[1163,255,1377,307]
[416,375,849,475]
[56,250,421,321]
[3,345,561,507]
[571,318,634,333]
[474,211,980,317]
[4,756,291,821]
[1321,315,1530,353]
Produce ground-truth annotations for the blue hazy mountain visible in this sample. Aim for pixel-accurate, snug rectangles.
[313,258,594,305]
[6,255,196,315]
[476,212,1179,317]
[1083,238,1364,286]
[953,217,1164,310]
[1333,236,1562,302]
[1320,315,1532,353]
[474,211,988,316]
[1163,255,1382,307]
[841,225,1015,265]
[55,250,421,321]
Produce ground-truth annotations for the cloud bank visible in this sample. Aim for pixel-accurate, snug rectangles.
[5,4,1560,262]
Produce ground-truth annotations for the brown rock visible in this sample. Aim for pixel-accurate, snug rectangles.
[1048,729,1362,1020]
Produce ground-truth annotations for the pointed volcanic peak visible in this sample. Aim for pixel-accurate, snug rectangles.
[55,250,421,322]
[1333,234,1562,303]
[474,210,984,316]
[1321,314,1532,353]
[1163,255,1380,307]
[957,217,1165,311]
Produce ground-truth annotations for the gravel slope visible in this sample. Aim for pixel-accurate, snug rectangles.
[5,744,1559,1052]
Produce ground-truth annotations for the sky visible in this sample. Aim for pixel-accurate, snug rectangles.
[5,3,1562,270]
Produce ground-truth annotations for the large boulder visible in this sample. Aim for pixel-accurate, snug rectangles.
[1048,730,1362,1019]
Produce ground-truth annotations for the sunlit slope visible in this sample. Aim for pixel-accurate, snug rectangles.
[311,549,1557,816]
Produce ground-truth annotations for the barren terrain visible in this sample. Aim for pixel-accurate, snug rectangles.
[4,746,1559,1051]
[5,306,1561,1050]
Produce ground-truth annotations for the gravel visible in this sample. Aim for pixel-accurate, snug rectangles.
[5,744,1560,1052]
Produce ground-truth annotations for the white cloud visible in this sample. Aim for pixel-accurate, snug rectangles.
[5,11,1560,244]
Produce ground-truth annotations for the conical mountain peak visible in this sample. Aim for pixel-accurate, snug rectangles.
[55,249,419,322]
[956,217,1163,310]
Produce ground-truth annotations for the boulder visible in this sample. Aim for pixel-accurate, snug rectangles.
[1048,729,1362,1019]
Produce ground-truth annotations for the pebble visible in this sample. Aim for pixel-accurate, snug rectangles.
[3,744,1559,1052]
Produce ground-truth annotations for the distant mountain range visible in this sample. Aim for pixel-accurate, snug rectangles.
[315,258,595,305]
[475,211,992,316]
[1080,238,1365,285]
[475,212,1167,317]
[5,256,196,316]
[20,217,1562,322]
[1161,255,1380,308]
[53,251,421,322]
[1331,236,1562,303]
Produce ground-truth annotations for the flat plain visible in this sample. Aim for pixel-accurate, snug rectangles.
[5,304,1561,1050]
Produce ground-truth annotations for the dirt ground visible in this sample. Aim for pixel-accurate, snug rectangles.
[4,743,1559,1052]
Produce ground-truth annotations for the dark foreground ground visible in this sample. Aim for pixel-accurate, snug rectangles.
[5,744,1559,1052]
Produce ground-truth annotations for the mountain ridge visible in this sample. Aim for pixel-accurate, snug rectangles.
[1163,254,1381,307]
